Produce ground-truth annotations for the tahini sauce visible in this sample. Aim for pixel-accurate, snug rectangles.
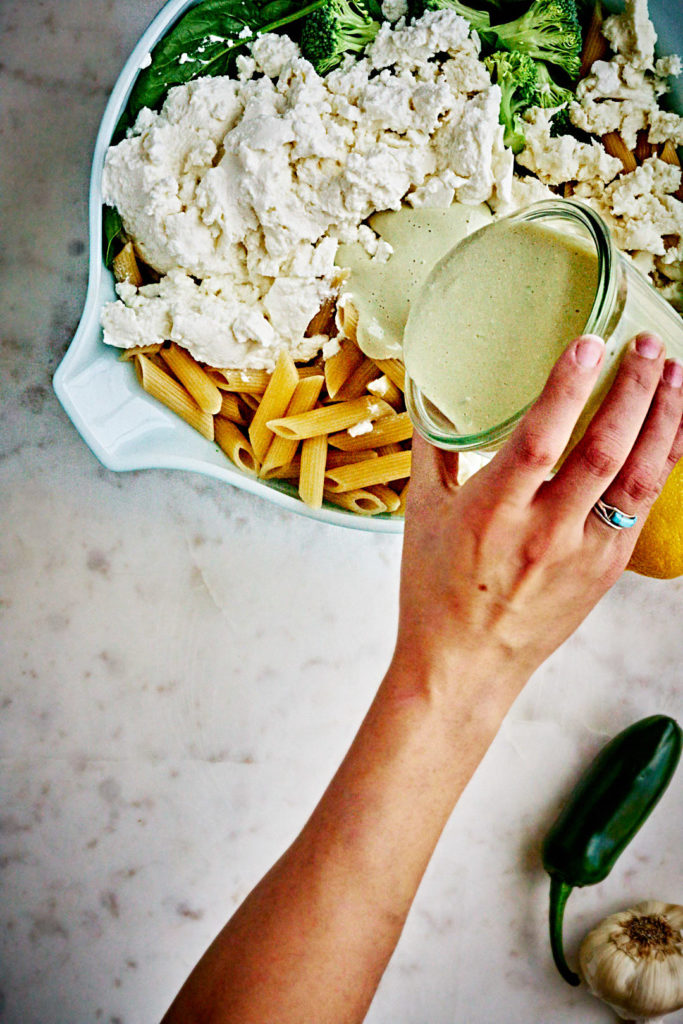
[403,219,598,435]
[336,204,493,360]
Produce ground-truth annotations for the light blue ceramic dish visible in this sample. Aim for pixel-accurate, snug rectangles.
[53,0,682,532]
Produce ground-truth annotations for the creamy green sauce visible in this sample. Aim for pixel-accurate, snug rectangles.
[336,204,492,360]
[403,219,599,436]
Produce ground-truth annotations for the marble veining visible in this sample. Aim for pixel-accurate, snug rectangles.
[1,2,682,1022]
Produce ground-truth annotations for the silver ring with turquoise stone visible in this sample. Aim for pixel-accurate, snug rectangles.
[592,497,638,531]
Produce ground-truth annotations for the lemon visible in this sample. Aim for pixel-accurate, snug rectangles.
[627,460,683,579]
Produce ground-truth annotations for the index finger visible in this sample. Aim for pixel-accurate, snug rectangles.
[483,334,606,504]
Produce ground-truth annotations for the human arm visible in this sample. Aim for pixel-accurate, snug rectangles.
[162,333,683,1024]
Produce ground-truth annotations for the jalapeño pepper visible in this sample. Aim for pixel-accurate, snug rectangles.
[541,714,682,986]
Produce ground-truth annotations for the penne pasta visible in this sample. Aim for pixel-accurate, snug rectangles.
[328,411,413,451]
[215,417,259,476]
[160,343,223,414]
[238,393,261,412]
[336,297,359,341]
[368,484,401,513]
[323,488,387,515]
[119,343,162,361]
[261,449,379,481]
[324,450,412,493]
[580,1,609,77]
[334,357,382,401]
[634,129,653,164]
[134,354,214,440]
[299,434,328,509]
[324,338,365,398]
[112,241,143,287]
[367,374,403,410]
[659,140,683,200]
[219,391,248,425]
[327,449,380,467]
[248,350,300,462]
[260,375,325,475]
[602,131,637,173]
[372,358,406,392]
[305,297,337,337]
[219,368,271,394]
[298,364,326,378]
[659,139,681,166]
[261,461,301,481]
[267,395,392,441]
[203,367,235,390]
[376,442,404,457]
[396,480,410,516]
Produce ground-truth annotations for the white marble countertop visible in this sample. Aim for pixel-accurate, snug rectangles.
[1,2,681,1021]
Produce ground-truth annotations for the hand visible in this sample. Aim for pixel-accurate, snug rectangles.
[395,333,683,699]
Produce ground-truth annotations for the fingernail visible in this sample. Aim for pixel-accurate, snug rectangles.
[635,332,662,359]
[663,358,683,388]
[575,334,605,368]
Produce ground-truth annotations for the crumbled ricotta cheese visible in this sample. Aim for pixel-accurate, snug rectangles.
[568,0,683,149]
[102,11,513,369]
[575,157,683,257]
[381,0,409,22]
[367,377,389,397]
[517,107,622,186]
[347,419,375,437]
[602,0,656,71]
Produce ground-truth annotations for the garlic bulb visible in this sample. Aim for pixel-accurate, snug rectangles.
[579,901,683,1022]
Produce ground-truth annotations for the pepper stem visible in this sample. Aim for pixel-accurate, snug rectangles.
[548,877,580,986]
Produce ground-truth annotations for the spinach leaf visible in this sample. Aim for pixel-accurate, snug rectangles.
[361,0,385,21]
[103,205,126,268]
[127,0,328,123]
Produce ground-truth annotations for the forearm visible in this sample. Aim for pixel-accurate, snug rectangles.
[162,650,524,1024]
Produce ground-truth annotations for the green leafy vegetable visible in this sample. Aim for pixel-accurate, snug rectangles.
[127,0,330,124]
[301,0,381,75]
[103,205,126,268]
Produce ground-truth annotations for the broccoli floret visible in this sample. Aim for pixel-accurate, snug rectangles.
[485,50,538,153]
[489,0,582,79]
[301,0,381,75]
[409,0,491,37]
[534,58,574,107]
[548,103,573,136]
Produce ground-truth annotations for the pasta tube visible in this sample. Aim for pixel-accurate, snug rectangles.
[367,374,403,411]
[112,241,143,287]
[134,355,214,440]
[161,343,223,415]
[219,392,248,425]
[324,338,365,398]
[367,484,401,513]
[248,351,299,462]
[219,369,271,394]
[335,358,382,401]
[260,375,325,475]
[371,358,406,392]
[580,1,609,77]
[324,451,412,493]
[215,417,259,476]
[323,488,387,515]
[267,395,393,440]
[328,411,413,451]
[602,132,637,173]
[299,434,328,509]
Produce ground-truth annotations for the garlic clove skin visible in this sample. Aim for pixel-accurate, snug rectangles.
[579,902,683,1022]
